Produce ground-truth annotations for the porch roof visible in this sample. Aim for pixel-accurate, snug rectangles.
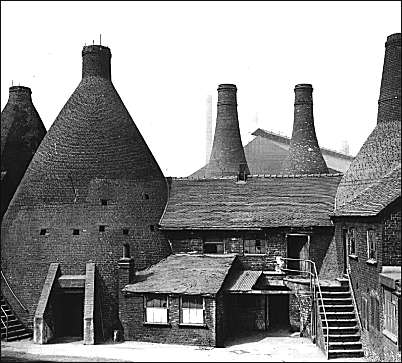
[224,270,262,292]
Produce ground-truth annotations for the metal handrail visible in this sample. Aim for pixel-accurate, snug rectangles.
[1,304,10,340]
[1,270,28,312]
[279,257,329,359]
[346,272,362,332]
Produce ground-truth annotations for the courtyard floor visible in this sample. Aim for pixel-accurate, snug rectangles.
[1,330,367,362]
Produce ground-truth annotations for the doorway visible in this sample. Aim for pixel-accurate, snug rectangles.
[55,290,84,338]
[268,294,290,330]
[342,229,349,275]
[287,234,309,273]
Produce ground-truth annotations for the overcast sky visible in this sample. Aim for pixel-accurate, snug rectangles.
[1,1,401,176]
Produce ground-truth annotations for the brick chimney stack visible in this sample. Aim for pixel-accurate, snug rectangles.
[205,84,249,178]
[282,84,328,175]
[82,45,111,80]
[377,33,401,125]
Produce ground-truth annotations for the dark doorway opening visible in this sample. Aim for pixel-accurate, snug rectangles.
[268,294,290,330]
[55,290,84,338]
[342,229,348,275]
[287,235,309,273]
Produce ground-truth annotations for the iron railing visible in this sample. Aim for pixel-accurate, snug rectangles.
[1,304,10,341]
[278,257,329,359]
[1,270,29,312]
[346,272,362,333]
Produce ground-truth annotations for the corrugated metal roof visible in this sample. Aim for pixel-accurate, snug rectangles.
[225,270,262,292]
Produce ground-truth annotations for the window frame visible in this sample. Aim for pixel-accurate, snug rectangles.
[180,295,205,326]
[243,238,265,255]
[203,238,225,254]
[144,294,169,325]
[366,229,377,262]
[383,287,399,343]
[348,227,356,256]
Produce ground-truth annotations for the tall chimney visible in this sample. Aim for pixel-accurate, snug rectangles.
[206,95,213,164]
[282,84,328,174]
[205,84,249,177]
[377,33,401,125]
[82,45,111,80]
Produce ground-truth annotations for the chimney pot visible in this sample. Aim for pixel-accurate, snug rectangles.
[82,45,111,80]
[8,86,32,103]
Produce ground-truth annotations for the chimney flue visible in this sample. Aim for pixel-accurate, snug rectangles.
[82,45,111,80]
[377,33,401,125]
[205,84,249,178]
[8,86,32,103]
[282,84,329,175]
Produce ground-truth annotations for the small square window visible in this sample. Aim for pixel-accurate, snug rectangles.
[144,194,149,200]
[40,229,47,236]
[99,225,106,232]
[123,228,129,235]
[73,229,80,235]
[101,199,108,206]
[150,225,155,232]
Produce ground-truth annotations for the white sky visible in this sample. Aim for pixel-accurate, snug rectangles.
[1,1,401,177]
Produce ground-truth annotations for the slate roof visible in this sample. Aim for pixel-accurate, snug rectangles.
[123,254,236,295]
[334,163,401,216]
[160,174,342,229]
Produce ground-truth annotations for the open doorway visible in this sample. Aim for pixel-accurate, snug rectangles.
[55,290,84,339]
[268,294,290,330]
[287,234,309,273]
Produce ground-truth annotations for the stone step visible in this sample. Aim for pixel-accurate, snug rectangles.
[1,331,32,342]
[320,285,349,292]
[320,304,354,312]
[326,319,358,327]
[329,342,363,350]
[320,298,353,305]
[1,320,22,330]
[322,326,359,335]
[321,312,356,320]
[325,334,361,342]
[328,349,364,359]
[321,291,351,298]
[1,327,29,339]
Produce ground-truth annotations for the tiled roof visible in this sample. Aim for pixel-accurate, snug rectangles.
[334,163,401,216]
[160,174,342,229]
[225,270,262,292]
[123,254,236,295]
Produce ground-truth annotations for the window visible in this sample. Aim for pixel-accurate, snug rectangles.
[370,294,380,331]
[383,288,398,340]
[123,228,129,235]
[181,296,204,325]
[144,193,149,200]
[367,229,376,261]
[203,239,224,254]
[244,239,265,254]
[99,225,106,232]
[348,228,356,255]
[123,242,130,258]
[361,296,369,330]
[40,229,48,236]
[145,295,168,324]
[73,229,80,235]
[150,225,155,232]
[101,199,108,206]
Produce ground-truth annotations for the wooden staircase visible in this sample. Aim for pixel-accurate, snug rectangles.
[319,284,364,359]
[1,294,32,341]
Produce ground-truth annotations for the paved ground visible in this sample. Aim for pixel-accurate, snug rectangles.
[1,331,367,362]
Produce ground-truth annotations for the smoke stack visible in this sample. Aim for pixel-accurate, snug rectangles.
[282,84,328,174]
[377,33,401,125]
[335,33,401,209]
[205,84,249,177]
[1,86,46,218]
[206,95,212,163]
[82,45,111,80]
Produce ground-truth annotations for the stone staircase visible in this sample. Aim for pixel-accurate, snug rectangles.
[319,283,364,359]
[1,294,32,341]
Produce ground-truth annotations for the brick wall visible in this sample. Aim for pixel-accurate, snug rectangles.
[334,207,401,361]
[120,293,217,347]
[382,199,401,266]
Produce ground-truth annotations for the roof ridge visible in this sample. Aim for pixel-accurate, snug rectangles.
[252,127,354,159]
[171,173,343,180]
